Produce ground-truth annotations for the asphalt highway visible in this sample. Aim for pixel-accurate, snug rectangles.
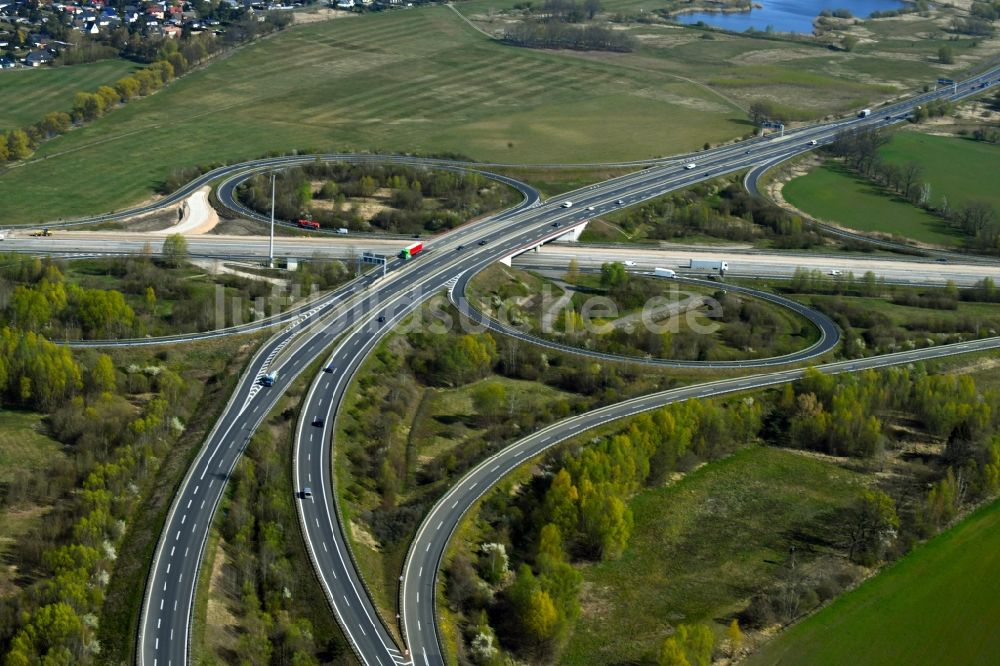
[137,178,543,666]
[130,65,1000,666]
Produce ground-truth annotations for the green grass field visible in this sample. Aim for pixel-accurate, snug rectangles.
[880,132,1000,213]
[0,410,64,485]
[0,8,747,223]
[748,497,1000,666]
[783,161,963,246]
[0,59,139,130]
[0,410,64,596]
[561,446,864,664]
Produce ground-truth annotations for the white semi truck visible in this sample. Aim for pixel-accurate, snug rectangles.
[654,267,677,278]
[858,108,872,118]
[688,259,728,274]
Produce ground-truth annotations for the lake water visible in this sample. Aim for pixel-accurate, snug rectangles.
[676,0,907,34]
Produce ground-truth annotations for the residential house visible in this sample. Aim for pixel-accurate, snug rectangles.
[23,48,53,66]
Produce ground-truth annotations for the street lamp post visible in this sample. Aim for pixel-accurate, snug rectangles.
[269,172,276,268]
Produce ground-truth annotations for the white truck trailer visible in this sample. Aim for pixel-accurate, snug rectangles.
[654,267,677,278]
[688,259,728,274]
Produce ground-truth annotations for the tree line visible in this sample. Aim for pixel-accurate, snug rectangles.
[502,20,637,52]
[218,420,348,664]
[606,180,826,249]
[783,270,1000,357]
[827,127,999,252]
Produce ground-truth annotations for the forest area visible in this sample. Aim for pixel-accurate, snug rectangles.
[0,327,259,664]
[0,250,352,339]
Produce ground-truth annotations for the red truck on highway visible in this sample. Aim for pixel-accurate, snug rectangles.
[297,218,320,230]
[399,241,423,260]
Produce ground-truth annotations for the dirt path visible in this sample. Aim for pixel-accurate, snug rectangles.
[161,186,219,235]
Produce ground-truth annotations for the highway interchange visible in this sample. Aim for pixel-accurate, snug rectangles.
[7,64,997,666]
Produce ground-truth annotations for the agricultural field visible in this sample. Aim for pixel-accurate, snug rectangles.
[748,497,1000,666]
[0,58,139,129]
[782,161,963,246]
[561,446,865,665]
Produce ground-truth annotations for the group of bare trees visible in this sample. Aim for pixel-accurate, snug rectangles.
[502,20,637,51]
[502,0,638,52]
[829,128,999,251]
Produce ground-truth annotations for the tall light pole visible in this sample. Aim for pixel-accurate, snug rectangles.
[269,172,275,268]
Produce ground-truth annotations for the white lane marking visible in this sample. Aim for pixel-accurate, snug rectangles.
[359,624,366,636]
[186,499,192,509]
[170,546,175,557]
[208,479,214,488]
[157,618,161,629]
[418,620,421,631]
[491,465,500,472]
[180,514,186,524]
[322,542,328,552]
[437,520,443,530]
[452,501,458,508]
[174,600,177,611]
[184,547,189,557]
[343,595,351,607]
[514,450,523,457]
[417,592,420,603]
[425,543,430,551]
[200,500,206,509]
[419,566,423,577]
[174,530,180,541]
[166,564,171,574]
[160,598,164,610]
[423,647,429,666]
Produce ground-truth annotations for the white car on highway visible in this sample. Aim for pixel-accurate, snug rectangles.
[586,205,596,211]
[623,260,637,267]
[685,163,697,170]
[561,201,573,208]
